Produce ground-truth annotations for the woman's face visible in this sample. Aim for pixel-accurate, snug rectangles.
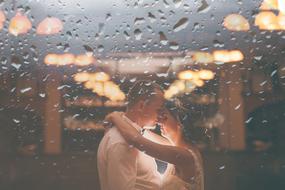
[157,109,180,139]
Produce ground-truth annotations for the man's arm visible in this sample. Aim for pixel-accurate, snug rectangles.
[106,143,137,190]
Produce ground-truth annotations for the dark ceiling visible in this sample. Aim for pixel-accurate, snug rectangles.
[0,0,284,68]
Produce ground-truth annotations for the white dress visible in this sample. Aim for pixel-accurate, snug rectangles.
[161,149,204,190]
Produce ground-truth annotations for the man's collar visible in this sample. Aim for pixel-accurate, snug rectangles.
[122,114,142,131]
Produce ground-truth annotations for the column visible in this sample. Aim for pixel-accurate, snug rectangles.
[44,70,62,154]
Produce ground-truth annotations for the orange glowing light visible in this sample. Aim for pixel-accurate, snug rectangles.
[255,11,279,30]
[192,52,214,64]
[213,50,244,63]
[194,79,205,87]
[92,82,104,96]
[75,54,95,66]
[36,17,63,35]
[178,70,196,80]
[260,0,278,10]
[278,0,285,14]
[58,53,75,65]
[0,11,5,30]
[44,54,59,65]
[213,50,231,63]
[74,72,90,82]
[89,72,110,82]
[198,70,215,80]
[9,12,32,36]
[277,13,285,29]
[230,50,244,62]
[223,14,250,31]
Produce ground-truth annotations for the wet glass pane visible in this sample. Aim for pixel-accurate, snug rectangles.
[0,0,285,190]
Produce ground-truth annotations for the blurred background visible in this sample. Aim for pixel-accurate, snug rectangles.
[0,0,285,189]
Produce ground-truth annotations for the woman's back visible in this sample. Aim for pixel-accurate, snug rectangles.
[162,148,204,190]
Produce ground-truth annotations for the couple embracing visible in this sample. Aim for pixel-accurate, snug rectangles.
[98,80,204,190]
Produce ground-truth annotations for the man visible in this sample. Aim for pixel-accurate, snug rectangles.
[97,80,165,190]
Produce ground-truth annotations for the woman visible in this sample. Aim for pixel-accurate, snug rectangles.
[106,100,204,190]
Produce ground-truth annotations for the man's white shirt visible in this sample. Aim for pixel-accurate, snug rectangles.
[97,116,162,190]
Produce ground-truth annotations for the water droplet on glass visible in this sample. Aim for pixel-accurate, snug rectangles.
[173,0,182,8]
[169,41,179,50]
[159,31,168,45]
[173,17,189,32]
[197,0,210,13]
[148,12,156,23]
[134,29,142,40]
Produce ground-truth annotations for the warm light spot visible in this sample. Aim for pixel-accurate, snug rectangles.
[36,17,63,35]
[92,82,104,96]
[192,52,214,64]
[260,0,278,10]
[75,54,96,66]
[75,72,126,101]
[44,54,59,65]
[58,53,75,65]
[73,72,90,82]
[89,72,110,82]
[278,0,285,14]
[255,11,279,30]
[198,70,215,80]
[9,12,32,36]
[277,13,285,29]
[213,50,244,63]
[172,80,186,91]
[194,79,205,87]
[229,50,244,62]
[0,11,5,30]
[178,70,196,80]
[223,14,250,31]
[213,50,231,63]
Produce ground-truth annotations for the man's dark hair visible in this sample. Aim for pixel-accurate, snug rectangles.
[127,80,163,108]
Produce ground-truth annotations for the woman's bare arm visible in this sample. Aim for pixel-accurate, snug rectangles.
[143,130,172,146]
[107,112,195,175]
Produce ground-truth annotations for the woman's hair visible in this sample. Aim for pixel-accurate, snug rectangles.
[164,98,208,144]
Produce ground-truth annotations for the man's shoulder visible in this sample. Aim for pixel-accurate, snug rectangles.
[102,127,127,145]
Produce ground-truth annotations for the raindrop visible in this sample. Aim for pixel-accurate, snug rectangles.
[159,31,168,45]
[254,56,263,61]
[245,117,253,124]
[197,0,210,13]
[106,13,112,21]
[219,165,225,170]
[124,31,130,40]
[98,45,104,52]
[98,23,105,35]
[260,80,267,86]
[169,41,179,50]
[234,104,241,110]
[271,70,277,77]
[213,40,224,48]
[13,119,20,124]
[39,93,46,98]
[11,63,21,70]
[83,45,93,54]
[173,17,189,32]
[134,17,145,25]
[148,12,156,23]
[163,0,170,8]
[173,0,182,8]
[193,23,200,32]
[134,29,142,40]
[21,87,32,93]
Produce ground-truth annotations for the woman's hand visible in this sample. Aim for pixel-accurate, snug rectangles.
[105,111,124,123]
[105,111,141,144]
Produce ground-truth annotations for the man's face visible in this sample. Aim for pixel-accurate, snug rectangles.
[140,89,165,127]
